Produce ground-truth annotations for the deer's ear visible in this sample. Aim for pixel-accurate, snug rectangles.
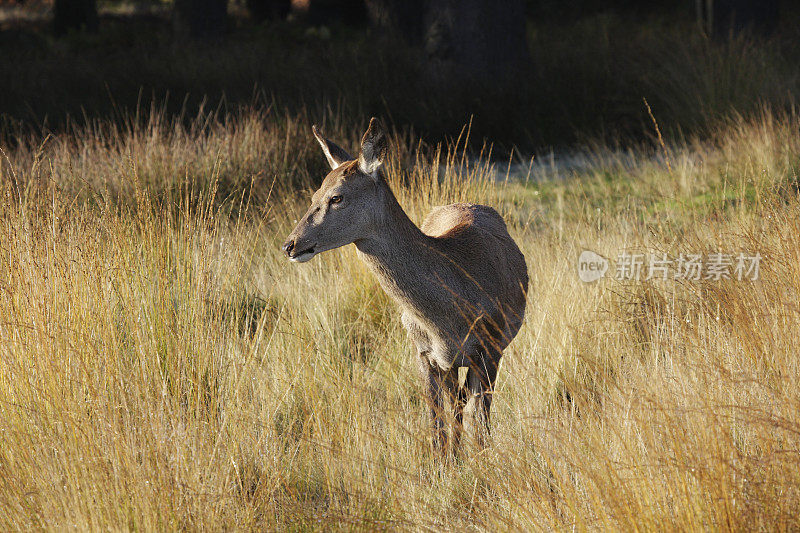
[358,117,386,177]
[312,125,353,170]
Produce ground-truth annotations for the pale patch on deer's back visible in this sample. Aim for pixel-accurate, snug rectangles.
[421,203,509,240]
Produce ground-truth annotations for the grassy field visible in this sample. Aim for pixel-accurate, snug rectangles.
[0,104,799,530]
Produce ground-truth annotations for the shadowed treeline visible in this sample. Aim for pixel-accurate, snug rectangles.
[0,0,799,151]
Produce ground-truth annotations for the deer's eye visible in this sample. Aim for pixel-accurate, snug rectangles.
[330,195,343,205]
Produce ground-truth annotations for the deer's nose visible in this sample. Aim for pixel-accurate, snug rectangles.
[282,239,295,257]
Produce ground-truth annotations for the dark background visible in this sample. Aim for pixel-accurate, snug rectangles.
[0,0,797,152]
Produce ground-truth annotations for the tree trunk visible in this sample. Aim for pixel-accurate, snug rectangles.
[422,0,528,77]
[173,0,228,42]
[366,0,529,79]
[53,0,98,35]
[697,0,779,38]
[302,0,368,27]
[246,0,291,23]
[365,0,425,42]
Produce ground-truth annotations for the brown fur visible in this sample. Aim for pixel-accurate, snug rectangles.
[283,118,529,453]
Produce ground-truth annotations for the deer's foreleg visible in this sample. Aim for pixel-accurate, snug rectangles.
[417,353,464,455]
[417,352,447,452]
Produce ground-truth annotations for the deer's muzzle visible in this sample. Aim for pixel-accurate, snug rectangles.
[282,238,316,263]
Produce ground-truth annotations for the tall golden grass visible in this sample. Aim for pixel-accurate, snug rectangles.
[1,108,799,530]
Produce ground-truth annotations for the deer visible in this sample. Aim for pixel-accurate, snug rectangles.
[282,118,528,454]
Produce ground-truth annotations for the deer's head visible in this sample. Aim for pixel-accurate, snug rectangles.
[282,118,387,262]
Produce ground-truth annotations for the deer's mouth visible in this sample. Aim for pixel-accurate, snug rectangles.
[289,245,316,263]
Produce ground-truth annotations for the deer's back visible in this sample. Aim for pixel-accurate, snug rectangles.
[421,203,528,347]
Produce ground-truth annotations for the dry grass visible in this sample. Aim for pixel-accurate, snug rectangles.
[1,107,799,530]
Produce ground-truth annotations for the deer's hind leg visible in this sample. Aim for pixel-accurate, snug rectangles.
[464,348,501,449]
[452,370,469,454]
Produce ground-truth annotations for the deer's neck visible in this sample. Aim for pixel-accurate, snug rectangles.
[354,182,440,314]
